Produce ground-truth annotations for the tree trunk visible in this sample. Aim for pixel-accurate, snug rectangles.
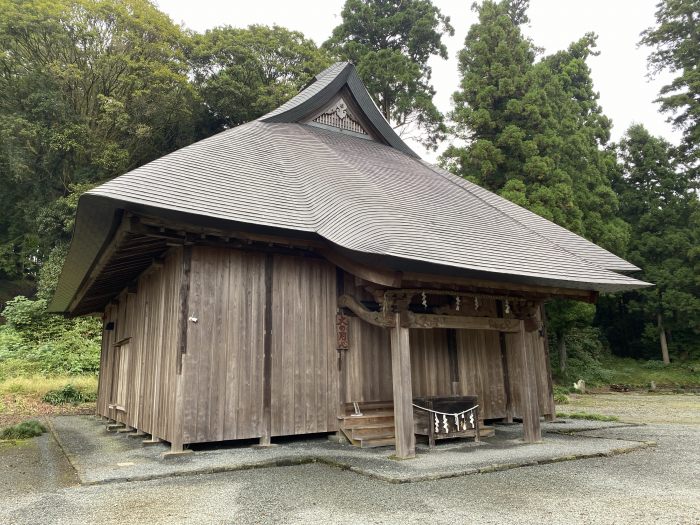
[657,313,670,365]
[558,333,567,373]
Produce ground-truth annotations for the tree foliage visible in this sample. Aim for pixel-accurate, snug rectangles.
[599,125,700,360]
[324,0,454,149]
[0,0,200,283]
[442,0,636,359]
[190,25,332,131]
[640,0,700,168]
[443,0,627,254]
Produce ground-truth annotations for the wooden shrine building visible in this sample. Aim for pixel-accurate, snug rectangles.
[49,63,649,458]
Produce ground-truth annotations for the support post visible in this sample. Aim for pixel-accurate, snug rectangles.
[517,320,542,443]
[390,312,415,459]
[259,254,274,447]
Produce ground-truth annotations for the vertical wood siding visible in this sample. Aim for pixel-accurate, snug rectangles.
[95,248,183,442]
[271,254,338,436]
[343,319,393,403]
[181,247,266,442]
[455,330,507,419]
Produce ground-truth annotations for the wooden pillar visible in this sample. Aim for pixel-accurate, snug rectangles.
[517,320,542,442]
[390,312,415,459]
[259,254,274,446]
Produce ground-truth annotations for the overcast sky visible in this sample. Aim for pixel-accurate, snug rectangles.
[156,0,679,161]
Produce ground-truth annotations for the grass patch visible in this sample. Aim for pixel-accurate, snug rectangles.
[43,383,96,405]
[556,412,620,422]
[0,374,97,399]
[0,419,47,440]
[601,357,700,389]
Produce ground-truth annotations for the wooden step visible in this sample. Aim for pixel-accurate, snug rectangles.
[359,436,396,448]
[341,409,395,419]
[352,427,395,441]
[342,400,393,415]
[349,422,395,437]
[340,415,394,429]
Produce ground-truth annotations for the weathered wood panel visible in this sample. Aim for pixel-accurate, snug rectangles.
[181,247,266,443]
[409,329,452,398]
[95,248,183,443]
[455,330,507,419]
[343,319,392,403]
[271,254,338,436]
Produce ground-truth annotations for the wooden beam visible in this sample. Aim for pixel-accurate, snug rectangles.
[319,248,402,288]
[402,272,596,302]
[402,312,522,332]
[339,293,536,333]
[517,320,542,443]
[337,294,393,327]
[390,312,415,459]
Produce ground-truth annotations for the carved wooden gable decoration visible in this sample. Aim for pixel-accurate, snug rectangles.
[310,97,368,136]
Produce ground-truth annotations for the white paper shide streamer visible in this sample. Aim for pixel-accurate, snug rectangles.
[413,403,479,434]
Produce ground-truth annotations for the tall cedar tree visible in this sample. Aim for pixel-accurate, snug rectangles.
[190,25,332,132]
[0,0,200,285]
[600,125,700,361]
[324,0,454,150]
[442,0,630,368]
[641,0,700,171]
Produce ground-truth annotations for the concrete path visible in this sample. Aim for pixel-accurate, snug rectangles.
[48,416,653,485]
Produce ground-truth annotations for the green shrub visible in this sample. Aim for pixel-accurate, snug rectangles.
[553,385,570,404]
[0,297,101,376]
[43,384,97,405]
[0,420,47,440]
[44,383,96,404]
[641,360,667,370]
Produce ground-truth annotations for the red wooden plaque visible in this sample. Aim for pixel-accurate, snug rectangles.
[336,314,349,350]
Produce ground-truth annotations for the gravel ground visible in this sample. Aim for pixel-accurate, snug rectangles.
[1,394,698,524]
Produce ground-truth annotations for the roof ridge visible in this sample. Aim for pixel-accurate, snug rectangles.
[258,62,418,158]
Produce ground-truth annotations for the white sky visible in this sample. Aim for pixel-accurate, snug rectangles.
[156,0,680,161]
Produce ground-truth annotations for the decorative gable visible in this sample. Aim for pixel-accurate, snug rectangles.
[310,97,368,136]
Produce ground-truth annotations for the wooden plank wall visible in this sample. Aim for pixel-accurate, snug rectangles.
[95,248,183,442]
[455,330,507,419]
[96,305,117,416]
[271,254,338,436]
[410,329,452,397]
[180,248,339,443]
[181,247,266,442]
[343,319,393,403]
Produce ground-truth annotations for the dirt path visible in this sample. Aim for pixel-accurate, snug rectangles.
[562,392,700,424]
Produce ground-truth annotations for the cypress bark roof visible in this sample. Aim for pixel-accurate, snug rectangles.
[49,62,649,313]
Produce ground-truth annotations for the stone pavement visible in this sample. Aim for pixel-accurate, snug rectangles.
[49,415,654,485]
